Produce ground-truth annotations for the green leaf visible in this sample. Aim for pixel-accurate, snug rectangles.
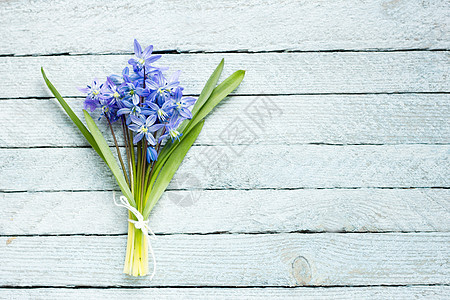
[143,120,205,219]
[191,58,224,117]
[41,68,105,163]
[184,70,245,136]
[159,59,224,162]
[83,110,135,207]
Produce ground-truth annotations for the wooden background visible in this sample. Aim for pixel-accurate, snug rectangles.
[0,0,449,299]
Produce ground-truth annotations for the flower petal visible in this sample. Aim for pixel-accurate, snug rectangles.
[148,123,165,132]
[170,70,181,82]
[130,114,144,125]
[146,133,157,145]
[134,39,142,57]
[142,45,153,58]
[117,108,130,116]
[133,132,144,144]
[147,55,161,63]
[179,108,192,119]
[145,114,157,126]
[128,124,140,132]
[146,102,159,111]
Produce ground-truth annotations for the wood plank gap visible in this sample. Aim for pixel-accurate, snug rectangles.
[2,230,450,238]
[0,48,449,58]
[1,187,449,194]
[4,142,450,150]
[1,283,449,289]
[1,92,450,101]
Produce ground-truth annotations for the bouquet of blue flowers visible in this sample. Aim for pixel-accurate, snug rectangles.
[41,39,244,278]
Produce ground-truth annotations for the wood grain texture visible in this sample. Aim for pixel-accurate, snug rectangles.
[1,189,449,235]
[1,286,449,300]
[2,94,449,147]
[0,0,448,55]
[0,145,448,192]
[0,233,448,286]
[1,52,449,99]
[2,0,449,294]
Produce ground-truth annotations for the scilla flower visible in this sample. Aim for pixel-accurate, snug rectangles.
[120,79,140,105]
[98,98,116,121]
[145,71,180,104]
[78,79,103,111]
[146,147,158,163]
[117,100,150,124]
[172,88,196,119]
[146,100,174,122]
[129,115,164,145]
[159,117,183,142]
[128,39,161,72]
[102,77,124,108]
[78,79,103,101]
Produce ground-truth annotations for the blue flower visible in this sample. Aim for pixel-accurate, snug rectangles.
[146,147,158,163]
[146,100,175,122]
[83,97,99,112]
[78,79,104,112]
[120,81,140,105]
[119,71,141,106]
[102,77,124,108]
[117,100,150,124]
[144,71,180,104]
[98,97,116,121]
[128,39,161,72]
[127,66,163,87]
[129,115,164,145]
[78,79,103,101]
[172,87,196,119]
[159,117,183,142]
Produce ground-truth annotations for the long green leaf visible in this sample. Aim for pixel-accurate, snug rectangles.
[191,58,224,116]
[143,120,204,219]
[184,70,245,136]
[159,59,224,162]
[83,110,135,207]
[41,68,105,162]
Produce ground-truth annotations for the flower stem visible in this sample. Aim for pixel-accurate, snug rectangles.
[140,142,147,205]
[144,128,166,192]
[121,117,133,187]
[106,116,130,186]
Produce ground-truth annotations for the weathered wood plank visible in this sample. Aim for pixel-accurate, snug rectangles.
[2,94,449,147]
[1,0,448,55]
[1,189,449,235]
[2,52,448,99]
[0,145,448,192]
[1,286,448,300]
[0,233,448,286]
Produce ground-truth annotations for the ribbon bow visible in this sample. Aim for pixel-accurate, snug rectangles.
[113,192,157,279]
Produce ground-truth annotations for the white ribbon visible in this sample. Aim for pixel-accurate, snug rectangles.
[113,191,157,279]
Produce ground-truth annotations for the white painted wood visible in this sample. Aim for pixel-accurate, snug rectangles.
[1,189,449,235]
[0,0,448,55]
[1,286,449,300]
[1,52,448,99]
[0,145,448,192]
[1,0,448,293]
[2,94,449,147]
[0,233,448,286]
